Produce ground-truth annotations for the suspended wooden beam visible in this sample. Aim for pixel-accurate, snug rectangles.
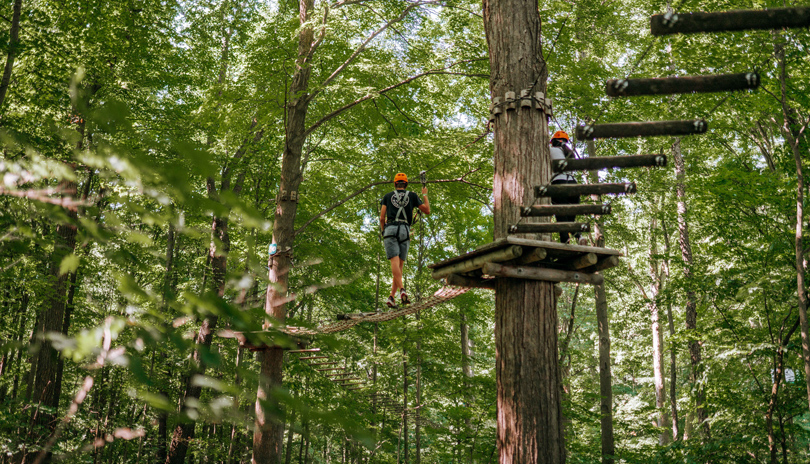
[508,223,590,234]
[445,274,496,290]
[431,245,523,279]
[577,119,706,140]
[553,154,666,172]
[606,73,758,97]
[482,263,604,285]
[300,355,328,360]
[317,367,346,372]
[536,183,636,197]
[308,361,338,366]
[651,7,810,36]
[521,204,611,217]
[288,348,320,353]
[332,377,360,382]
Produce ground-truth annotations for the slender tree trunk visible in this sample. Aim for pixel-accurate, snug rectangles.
[284,410,296,464]
[776,34,810,414]
[403,342,409,464]
[672,138,708,438]
[587,140,614,463]
[254,1,315,462]
[649,215,671,445]
[0,0,23,113]
[661,220,680,440]
[484,1,563,460]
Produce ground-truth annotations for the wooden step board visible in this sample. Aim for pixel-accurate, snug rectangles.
[553,154,666,172]
[606,73,759,97]
[522,204,611,216]
[651,7,810,36]
[577,119,707,140]
[429,237,621,285]
[536,182,636,197]
[509,222,590,234]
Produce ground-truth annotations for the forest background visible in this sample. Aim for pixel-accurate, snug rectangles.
[0,0,809,463]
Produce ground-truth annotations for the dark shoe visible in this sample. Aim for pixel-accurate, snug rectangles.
[386,296,397,308]
[400,289,410,305]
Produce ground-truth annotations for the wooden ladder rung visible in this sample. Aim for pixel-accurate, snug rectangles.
[651,7,810,36]
[553,154,666,172]
[606,73,759,97]
[521,204,611,217]
[536,183,636,197]
[577,120,706,140]
[509,223,590,234]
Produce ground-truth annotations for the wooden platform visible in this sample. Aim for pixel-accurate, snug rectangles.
[429,237,621,285]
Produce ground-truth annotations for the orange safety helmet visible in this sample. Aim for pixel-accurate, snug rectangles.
[551,130,569,141]
[394,172,408,184]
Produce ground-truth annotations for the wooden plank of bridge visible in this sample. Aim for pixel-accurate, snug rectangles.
[521,204,611,217]
[577,119,706,140]
[553,154,666,172]
[606,73,759,97]
[536,183,636,197]
[651,7,810,36]
[508,223,590,234]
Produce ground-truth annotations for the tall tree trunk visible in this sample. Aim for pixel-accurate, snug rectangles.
[0,0,23,113]
[661,220,680,440]
[672,138,708,438]
[648,215,671,445]
[587,140,615,463]
[402,342,409,464]
[776,34,810,415]
[483,1,564,462]
[253,0,315,462]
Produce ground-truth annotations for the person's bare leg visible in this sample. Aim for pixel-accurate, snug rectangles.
[390,257,402,297]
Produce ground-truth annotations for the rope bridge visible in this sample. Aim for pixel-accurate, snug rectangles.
[285,285,471,336]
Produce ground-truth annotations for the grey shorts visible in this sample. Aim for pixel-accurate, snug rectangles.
[383,224,410,260]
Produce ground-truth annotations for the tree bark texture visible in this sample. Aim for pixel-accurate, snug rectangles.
[672,138,708,438]
[648,215,670,445]
[0,0,23,113]
[587,140,615,463]
[253,0,315,462]
[484,1,563,462]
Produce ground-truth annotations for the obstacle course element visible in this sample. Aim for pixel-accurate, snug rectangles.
[651,7,810,36]
[536,182,636,197]
[577,120,707,140]
[429,237,621,286]
[554,154,666,172]
[522,204,611,217]
[606,73,759,97]
[509,223,590,234]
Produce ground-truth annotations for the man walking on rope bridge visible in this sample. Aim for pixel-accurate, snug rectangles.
[550,130,588,245]
[380,172,430,308]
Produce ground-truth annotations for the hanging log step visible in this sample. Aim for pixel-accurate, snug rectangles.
[288,348,320,353]
[554,154,666,172]
[508,223,590,234]
[577,120,707,140]
[317,367,345,372]
[482,263,604,285]
[536,183,636,197]
[522,204,611,217]
[300,355,328,360]
[606,73,759,97]
[651,7,810,36]
[308,361,338,366]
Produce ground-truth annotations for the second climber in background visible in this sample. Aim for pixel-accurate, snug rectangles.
[380,173,430,308]
[549,130,587,245]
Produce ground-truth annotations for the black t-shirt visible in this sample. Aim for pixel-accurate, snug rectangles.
[381,190,423,225]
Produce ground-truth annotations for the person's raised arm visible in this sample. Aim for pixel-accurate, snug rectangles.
[380,205,387,232]
[418,186,430,215]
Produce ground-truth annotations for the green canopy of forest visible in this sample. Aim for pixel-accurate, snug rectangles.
[1,0,809,463]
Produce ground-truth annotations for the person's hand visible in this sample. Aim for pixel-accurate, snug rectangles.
[422,186,428,195]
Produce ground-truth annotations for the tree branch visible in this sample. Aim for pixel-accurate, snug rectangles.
[304,58,486,138]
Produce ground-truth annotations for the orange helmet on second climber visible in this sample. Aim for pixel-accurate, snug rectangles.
[551,130,569,141]
[394,172,408,184]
